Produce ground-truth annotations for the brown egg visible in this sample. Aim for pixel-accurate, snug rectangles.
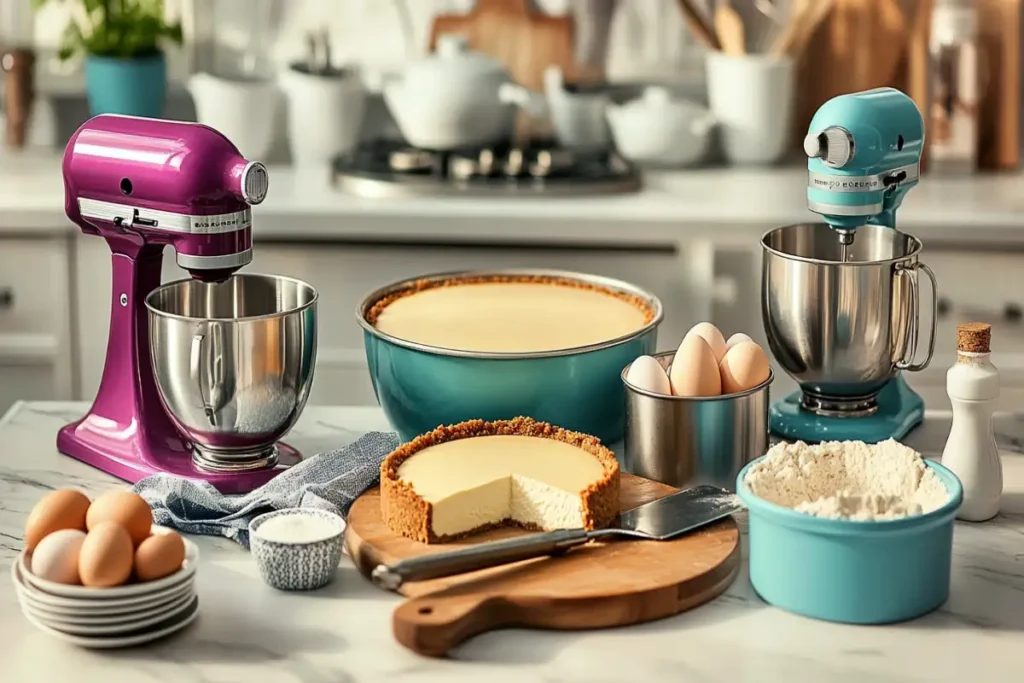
[79,522,134,588]
[86,490,152,546]
[134,531,186,582]
[719,341,771,394]
[684,322,728,363]
[669,334,722,397]
[24,489,91,551]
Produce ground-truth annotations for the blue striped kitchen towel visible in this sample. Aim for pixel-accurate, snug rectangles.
[131,431,400,549]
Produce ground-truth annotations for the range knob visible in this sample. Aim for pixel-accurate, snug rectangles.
[804,126,855,168]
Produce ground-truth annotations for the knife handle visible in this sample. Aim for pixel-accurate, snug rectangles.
[371,528,590,590]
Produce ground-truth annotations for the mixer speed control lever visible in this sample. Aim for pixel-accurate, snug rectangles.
[113,209,158,231]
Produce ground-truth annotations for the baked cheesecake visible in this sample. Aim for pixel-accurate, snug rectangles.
[367,274,654,353]
[381,417,620,543]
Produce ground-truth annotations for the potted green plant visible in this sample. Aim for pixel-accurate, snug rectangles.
[32,0,183,117]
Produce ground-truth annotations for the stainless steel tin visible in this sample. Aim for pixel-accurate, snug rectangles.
[146,273,318,471]
[761,223,937,415]
[622,351,772,490]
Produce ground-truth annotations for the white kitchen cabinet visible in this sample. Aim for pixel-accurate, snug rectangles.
[0,236,75,415]
[73,237,696,406]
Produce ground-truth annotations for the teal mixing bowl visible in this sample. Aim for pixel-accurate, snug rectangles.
[737,456,963,624]
[357,269,662,443]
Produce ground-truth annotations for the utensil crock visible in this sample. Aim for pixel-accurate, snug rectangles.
[188,72,278,160]
[738,455,963,624]
[357,269,662,444]
[623,351,772,489]
[279,64,366,167]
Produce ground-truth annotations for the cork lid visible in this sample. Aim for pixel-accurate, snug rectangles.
[957,322,991,353]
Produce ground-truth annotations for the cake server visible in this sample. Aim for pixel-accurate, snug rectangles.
[371,485,743,590]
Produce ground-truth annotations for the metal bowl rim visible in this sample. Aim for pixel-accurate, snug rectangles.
[621,350,774,401]
[736,455,964,529]
[145,272,319,324]
[355,268,664,360]
[760,223,923,267]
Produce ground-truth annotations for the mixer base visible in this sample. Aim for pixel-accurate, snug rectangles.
[58,417,303,494]
[770,376,924,443]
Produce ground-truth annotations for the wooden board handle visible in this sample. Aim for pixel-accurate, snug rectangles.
[393,592,513,657]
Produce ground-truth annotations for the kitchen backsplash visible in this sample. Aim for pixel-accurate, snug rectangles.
[28,0,710,85]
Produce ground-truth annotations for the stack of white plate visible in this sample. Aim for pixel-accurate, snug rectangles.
[11,528,200,648]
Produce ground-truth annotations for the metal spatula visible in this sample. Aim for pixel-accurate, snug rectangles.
[371,485,743,591]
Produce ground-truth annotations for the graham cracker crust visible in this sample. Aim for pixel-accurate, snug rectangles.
[380,417,620,544]
[364,274,655,328]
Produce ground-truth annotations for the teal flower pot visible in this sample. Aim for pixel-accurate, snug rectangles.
[85,53,167,118]
[358,270,663,444]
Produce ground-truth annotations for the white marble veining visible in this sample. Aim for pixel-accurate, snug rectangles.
[1,401,1023,682]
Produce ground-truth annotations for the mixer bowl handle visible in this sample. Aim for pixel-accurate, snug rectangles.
[895,261,938,372]
[190,324,227,423]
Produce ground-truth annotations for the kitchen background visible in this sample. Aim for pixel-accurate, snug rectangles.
[1,0,1024,418]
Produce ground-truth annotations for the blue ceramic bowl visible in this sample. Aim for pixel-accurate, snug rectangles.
[357,269,662,443]
[737,456,963,624]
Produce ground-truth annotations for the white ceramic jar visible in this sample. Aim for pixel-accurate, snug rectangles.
[279,65,367,168]
[188,73,278,160]
[606,87,716,167]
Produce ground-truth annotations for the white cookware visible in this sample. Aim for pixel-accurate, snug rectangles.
[705,52,794,165]
[383,34,520,150]
[280,65,367,167]
[606,87,716,167]
[188,72,278,160]
[543,66,611,150]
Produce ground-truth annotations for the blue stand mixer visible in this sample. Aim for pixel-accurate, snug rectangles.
[762,87,938,443]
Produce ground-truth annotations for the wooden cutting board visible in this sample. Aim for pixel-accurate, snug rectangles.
[345,474,741,657]
[429,0,577,91]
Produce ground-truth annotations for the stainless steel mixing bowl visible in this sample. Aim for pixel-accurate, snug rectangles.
[146,273,318,471]
[761,223,936,414]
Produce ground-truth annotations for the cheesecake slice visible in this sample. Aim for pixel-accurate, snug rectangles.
[381,417,620,543]
[367,274,654,353]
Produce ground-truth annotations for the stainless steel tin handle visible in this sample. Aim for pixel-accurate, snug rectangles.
[370,528,590,591]
[896,261,938,372]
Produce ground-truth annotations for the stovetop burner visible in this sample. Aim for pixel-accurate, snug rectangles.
[333,139,641,198]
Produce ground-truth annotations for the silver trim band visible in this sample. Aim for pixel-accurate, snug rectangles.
[175,248,253,271]
[807,200,885,216]
[807,162,920,193]
[78,198,251,235]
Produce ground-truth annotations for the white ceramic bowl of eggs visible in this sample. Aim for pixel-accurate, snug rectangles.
[625,322,771,398]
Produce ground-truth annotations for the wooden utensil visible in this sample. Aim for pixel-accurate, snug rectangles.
[770,0,835,57]
[977,0,1021,170]
[675,0,721,50]
[715,0,748,55]
[429,0,575,91]
[904,0,933,170]
[345,474,741,658]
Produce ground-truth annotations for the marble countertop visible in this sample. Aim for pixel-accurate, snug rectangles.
[1,401,1022,682]
[2,152,1024,246]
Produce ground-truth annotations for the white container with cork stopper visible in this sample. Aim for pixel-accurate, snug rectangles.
[941,322,1003,521]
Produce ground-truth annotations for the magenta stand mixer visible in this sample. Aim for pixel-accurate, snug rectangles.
[58,115,318,494]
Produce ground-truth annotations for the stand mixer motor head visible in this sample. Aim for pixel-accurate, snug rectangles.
[62,114,269,281]
[803,87,924,247]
